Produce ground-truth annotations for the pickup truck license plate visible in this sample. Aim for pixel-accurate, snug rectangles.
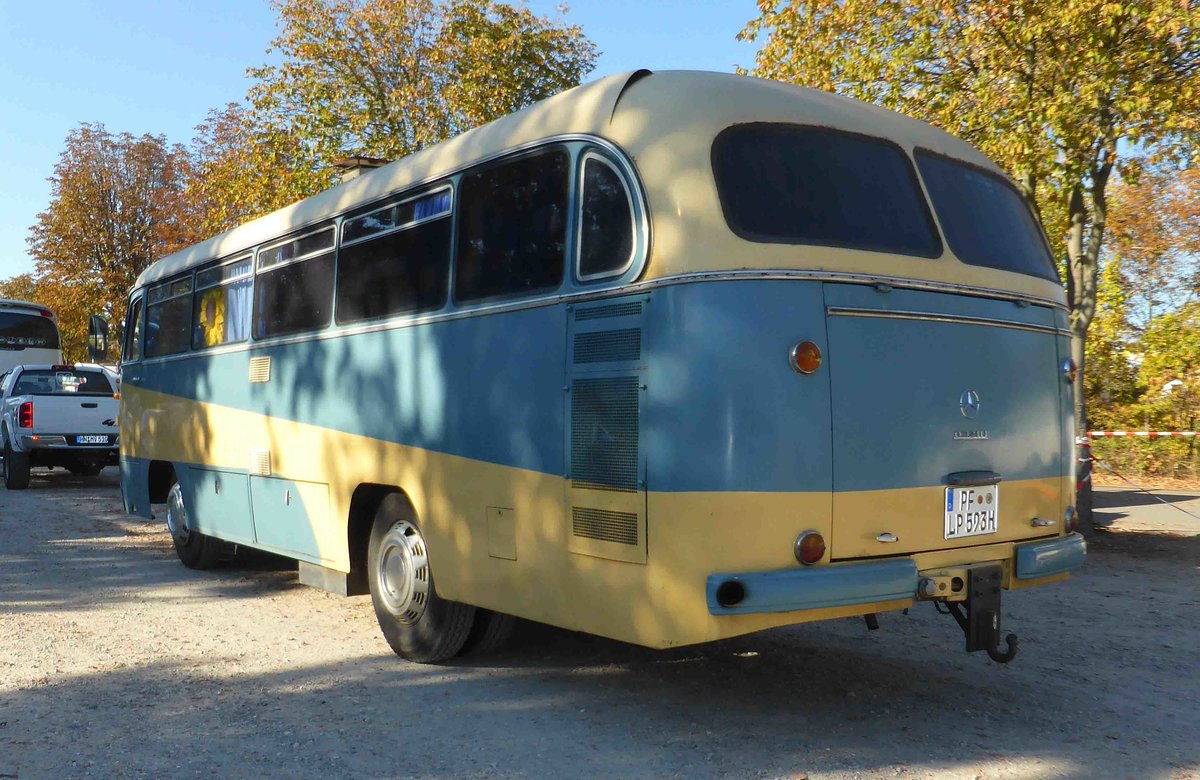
[76,435,107,444]
[944,485,999,539]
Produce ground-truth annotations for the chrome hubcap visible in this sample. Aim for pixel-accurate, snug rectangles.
[377,520,430,624]
[165,483,191,546]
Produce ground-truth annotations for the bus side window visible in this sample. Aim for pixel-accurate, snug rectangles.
[254,226,336,338]
[144,277,193,358]
[336,188,452,324]
[124,297,144,362]
[577,152,635,281]
[454,148,569,303]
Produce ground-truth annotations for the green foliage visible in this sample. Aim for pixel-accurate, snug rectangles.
[247,0,597,163]
[188,102,333,236]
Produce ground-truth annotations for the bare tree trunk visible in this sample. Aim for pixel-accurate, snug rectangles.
[1065,185,1095,528]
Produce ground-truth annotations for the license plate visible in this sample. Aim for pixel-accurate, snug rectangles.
[944,485,999,539]
[76,435,108,444]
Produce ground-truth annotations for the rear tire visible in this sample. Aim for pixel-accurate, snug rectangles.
[3,438,30,490]
[165,480,222,569]
[367,493,474,663]
[459,609,516,656]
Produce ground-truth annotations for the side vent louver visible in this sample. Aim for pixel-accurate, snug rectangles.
[575,301,643,321]
[574,329,641,364]
[572,507,638,545]
[249,449,271,477]
[249,356,271,383]
[570,376,639,492]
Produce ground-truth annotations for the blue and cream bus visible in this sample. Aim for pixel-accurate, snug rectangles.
[116,70,1084,663]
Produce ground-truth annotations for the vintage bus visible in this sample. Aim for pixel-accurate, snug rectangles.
[0,300,63,374]
[116,70,1084,663]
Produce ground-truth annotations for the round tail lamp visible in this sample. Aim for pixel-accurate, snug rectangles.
[789,341,822,374]
[794,530,826,565]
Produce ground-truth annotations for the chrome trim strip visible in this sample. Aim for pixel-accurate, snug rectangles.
[826,306,1071,337]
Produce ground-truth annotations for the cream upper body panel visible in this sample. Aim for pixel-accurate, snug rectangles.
[136,70,1065,307]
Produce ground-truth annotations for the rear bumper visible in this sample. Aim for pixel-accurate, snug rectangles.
[706,532,1086,616]
[706,559,918,615]
[1014,532,1087,580]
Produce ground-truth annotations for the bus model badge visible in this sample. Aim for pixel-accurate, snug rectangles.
[959,389,981,419]
[953,430,989,440]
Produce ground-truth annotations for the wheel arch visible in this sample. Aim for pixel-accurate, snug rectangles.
[147,460,176,504]
[346,483,417,597]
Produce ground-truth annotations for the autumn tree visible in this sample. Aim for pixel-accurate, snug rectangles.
[26,123,199,361]
[247,0,597,164]
[1107,163,1200,330]
[740,0,1200,523]
[188,102,333,236]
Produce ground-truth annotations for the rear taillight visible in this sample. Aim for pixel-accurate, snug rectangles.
[1062,357,1077,384]
[18,401,33,429]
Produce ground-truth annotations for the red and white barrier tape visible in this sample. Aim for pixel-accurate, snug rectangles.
[1087,431,1198,437]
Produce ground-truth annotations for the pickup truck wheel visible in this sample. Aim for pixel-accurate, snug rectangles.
[165,480,222,569]
[367,494,475,663]
[2,438,30,490]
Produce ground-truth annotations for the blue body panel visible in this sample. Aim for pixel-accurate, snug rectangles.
[123,279,1066,496]
[706,559,919,615]
[824,283,1064,491]
[1015,532,1086,579]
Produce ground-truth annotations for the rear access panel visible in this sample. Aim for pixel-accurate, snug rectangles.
[823,283,1065,558]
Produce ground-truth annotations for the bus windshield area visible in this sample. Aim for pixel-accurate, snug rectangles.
[13,369,114,396]
[0,312,60,350]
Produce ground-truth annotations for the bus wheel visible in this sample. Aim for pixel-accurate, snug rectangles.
[459,609,516,656]
[367,495,474,663]
[165,481,222,569]
[2,438,30,490]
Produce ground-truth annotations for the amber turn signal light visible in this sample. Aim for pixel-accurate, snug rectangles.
[789,341,822,374]
[794,530,826,565]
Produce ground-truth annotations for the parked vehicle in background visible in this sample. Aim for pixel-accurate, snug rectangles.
[0,364,120,489]
[0,300,63,375]
[115,70,1084,664]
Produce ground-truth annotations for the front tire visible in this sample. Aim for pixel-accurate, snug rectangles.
[2,438,30,490]
[165,480,222,569]
[367,494,475,663]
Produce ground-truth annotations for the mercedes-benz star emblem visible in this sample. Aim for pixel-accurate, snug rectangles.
[959,389,981,419]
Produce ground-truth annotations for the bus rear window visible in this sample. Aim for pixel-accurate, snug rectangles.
[915,151,1058,281]
[0,312,60,350]
[712,123,942,258]
[14,369,113,396]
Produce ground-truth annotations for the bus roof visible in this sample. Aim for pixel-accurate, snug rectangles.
[136,70,1061,304]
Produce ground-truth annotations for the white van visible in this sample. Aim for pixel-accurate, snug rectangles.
[0,300,63,374]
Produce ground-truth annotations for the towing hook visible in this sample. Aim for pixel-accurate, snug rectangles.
[987,632,1019,664]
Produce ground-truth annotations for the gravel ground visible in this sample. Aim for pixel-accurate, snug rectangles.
[1,471,1197,780]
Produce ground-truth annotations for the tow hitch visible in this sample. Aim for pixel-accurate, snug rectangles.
[931,564,1019,663]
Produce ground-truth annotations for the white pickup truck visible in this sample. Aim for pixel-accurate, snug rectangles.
[0,364,120,489]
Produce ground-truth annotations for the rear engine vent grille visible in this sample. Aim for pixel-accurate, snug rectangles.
[574,329,641,364]
[572,507,638,545]
[571,377,639,492]
[575,301,643,321]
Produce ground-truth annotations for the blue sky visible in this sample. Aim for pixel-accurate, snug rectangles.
[0,0,759,282]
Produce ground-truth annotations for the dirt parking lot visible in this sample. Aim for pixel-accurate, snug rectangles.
[1,470,1197,779]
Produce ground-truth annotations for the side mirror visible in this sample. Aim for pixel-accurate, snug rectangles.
[87,315,109,363]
